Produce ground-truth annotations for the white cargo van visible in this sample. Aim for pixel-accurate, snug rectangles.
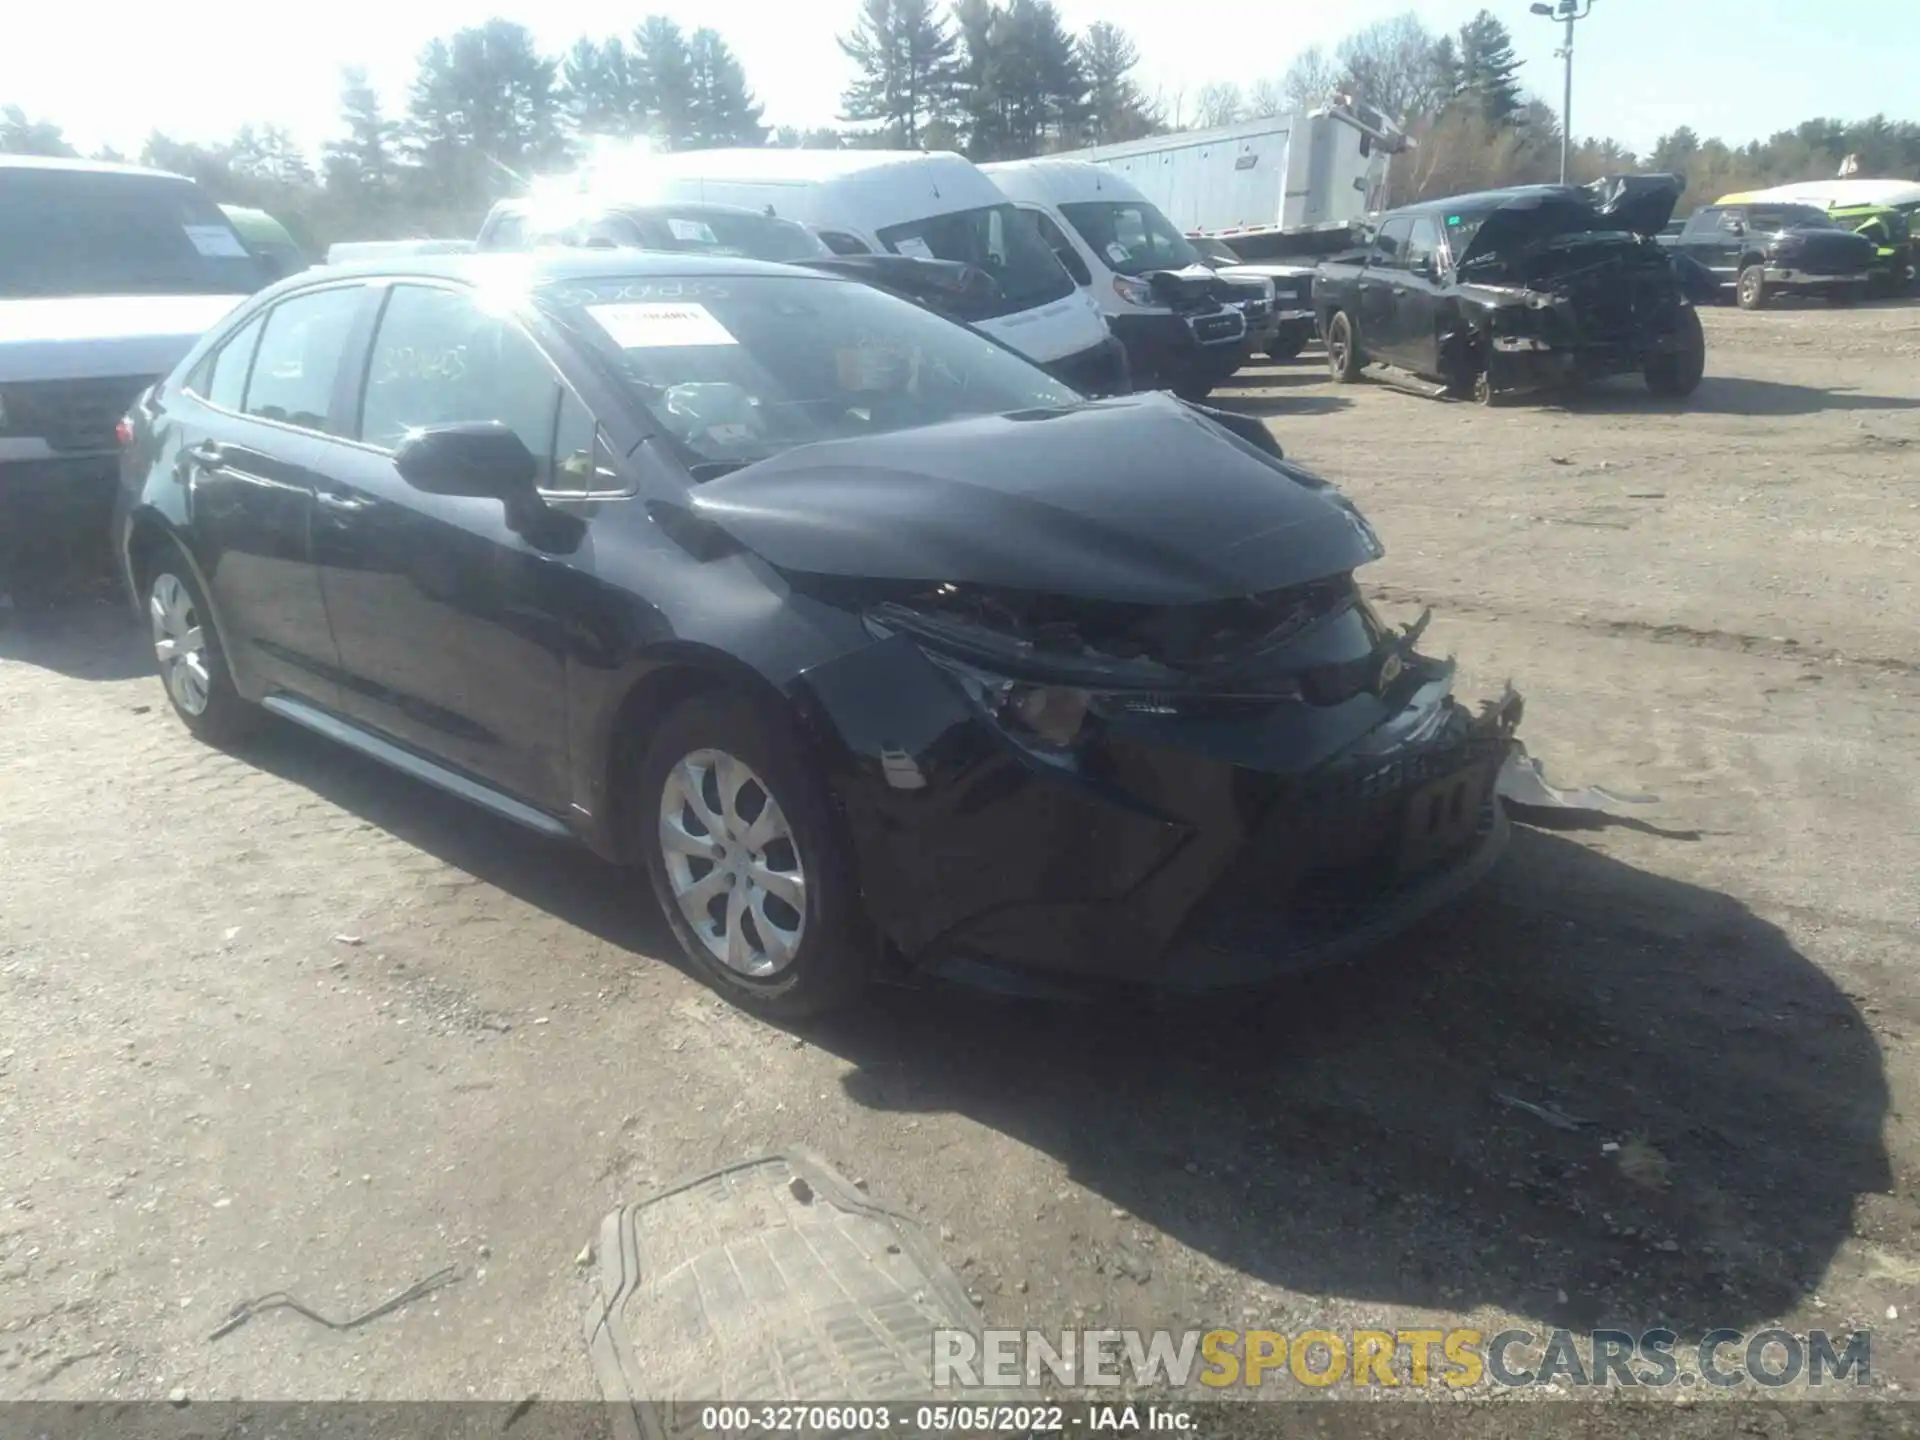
[982,159,1257,395]
[557,148,1126,395]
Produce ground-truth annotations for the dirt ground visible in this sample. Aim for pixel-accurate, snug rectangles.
[4,300,1920,1424]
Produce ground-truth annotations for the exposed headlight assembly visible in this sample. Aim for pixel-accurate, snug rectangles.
[1112,274,1157,307]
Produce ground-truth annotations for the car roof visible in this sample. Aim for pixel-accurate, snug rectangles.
[980,157,1151,205]
[309,249,838,287]
[0,153,190,183]
[587,146,982,184]
[1389,185,1587,220]
[493,196,796,223]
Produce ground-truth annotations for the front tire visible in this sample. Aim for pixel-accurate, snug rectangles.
[1325,311,1363,382]
[143,546,257,745]
[1736,264,1769,310]
[638,691,872,1017]
[1645,305,1707,398]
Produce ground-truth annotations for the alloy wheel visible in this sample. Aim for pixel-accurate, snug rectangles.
[149,573,211,717]
[1328,322,1349,376]
[658,747,806,977]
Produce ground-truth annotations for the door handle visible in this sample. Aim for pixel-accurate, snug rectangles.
[185,441,226,468]
[1392,285,1407,295]
[316,492,371,513]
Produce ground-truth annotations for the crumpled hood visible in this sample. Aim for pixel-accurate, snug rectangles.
[0,294,247,383]
[684,393,1383,606]
[1458,175,1682,271]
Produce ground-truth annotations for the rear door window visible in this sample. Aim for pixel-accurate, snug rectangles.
[242,286,366,433]
[194,314,265,411]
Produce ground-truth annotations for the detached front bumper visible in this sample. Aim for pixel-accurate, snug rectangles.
[801,635,1524,999]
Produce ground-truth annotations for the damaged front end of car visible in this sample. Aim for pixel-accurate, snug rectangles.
[1450,176,1701,399]
[795,569,1524,999]
[684,393,1527,997]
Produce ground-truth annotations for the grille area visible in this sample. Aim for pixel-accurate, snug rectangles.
[1189,311,1245,346]
[2,376,154,452]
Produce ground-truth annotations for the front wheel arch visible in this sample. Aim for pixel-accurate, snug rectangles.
[600,650,846,867]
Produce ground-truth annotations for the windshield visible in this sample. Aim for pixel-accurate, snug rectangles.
[1189,236,1244,266]
[623,209,830,263]
[0,168,261,298]
[541,272,1081,471]
[874,204,1073,317]
[1753,205,1839,231]
[1058,200,1203,276]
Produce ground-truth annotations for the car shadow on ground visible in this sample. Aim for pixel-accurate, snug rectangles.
[1554,375,1920,417]
[804,824,1890,1339]
[0,591,153,683]
[178,711,1888,1342]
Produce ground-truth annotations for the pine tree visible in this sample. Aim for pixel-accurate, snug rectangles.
[1454,10,1524,126]
[838,0,960,148]
[560,38,646,140]
[324,68,402,199]
[685,28,767,148]
[1080,22,1157,143]
[405,21,568,210]
[632,17,697,148]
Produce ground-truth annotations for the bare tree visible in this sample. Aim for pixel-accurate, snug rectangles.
[1246,79,1283,119]
[1279,45,1341,112]
[1193,81,1244,130]
[1336,12,1446,126]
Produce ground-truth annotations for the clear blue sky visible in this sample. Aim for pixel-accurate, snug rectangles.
[4,0,1913,161]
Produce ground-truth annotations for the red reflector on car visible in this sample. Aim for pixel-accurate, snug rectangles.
[115,417,133,447]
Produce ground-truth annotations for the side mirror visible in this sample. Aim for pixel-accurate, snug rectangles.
[1727,221,1746,236]
[393,421,539,500]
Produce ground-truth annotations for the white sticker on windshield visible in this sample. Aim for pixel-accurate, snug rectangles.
[1105,242,1132,265]
[892,236,936,260]
[667,217,718,244]
[588,301,738,349]
[184,224,251,259]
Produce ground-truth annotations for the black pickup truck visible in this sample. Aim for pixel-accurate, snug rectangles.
[1657,202,1876,309]
[1312,175,1710,404]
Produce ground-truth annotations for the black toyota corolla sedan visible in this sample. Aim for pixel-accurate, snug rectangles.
[116,250,1523,1015]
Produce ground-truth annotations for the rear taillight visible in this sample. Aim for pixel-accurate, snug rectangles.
[115,417,134,447]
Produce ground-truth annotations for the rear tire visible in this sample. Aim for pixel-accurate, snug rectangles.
[1736,264,1769,310]
[638,690,873,1018]
[1645,305,1707,399]
[142,543,258,745]
[1325,311,1363,383]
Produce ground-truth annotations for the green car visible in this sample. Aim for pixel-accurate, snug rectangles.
[1829,204,1915,295]
[218,203,308,282]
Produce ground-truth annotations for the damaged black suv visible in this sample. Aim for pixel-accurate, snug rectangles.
[117,251,1524,1016]
[1315,174,1708,404]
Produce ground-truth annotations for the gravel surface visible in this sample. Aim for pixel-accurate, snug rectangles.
[2,300,1918,1421]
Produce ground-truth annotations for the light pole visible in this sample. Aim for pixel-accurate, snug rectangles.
[1530,0,1595,185]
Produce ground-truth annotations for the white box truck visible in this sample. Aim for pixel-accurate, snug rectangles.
[1046,102,1406,261]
